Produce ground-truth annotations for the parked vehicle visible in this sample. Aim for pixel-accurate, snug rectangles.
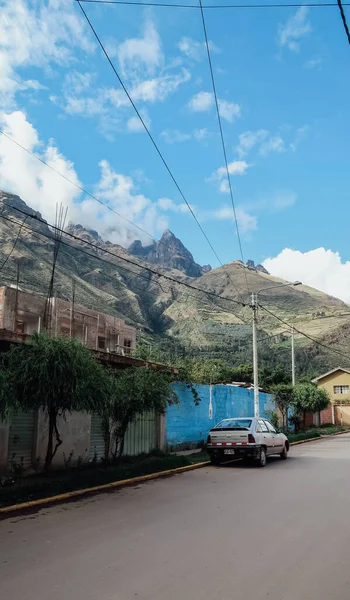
[206,417,289,467]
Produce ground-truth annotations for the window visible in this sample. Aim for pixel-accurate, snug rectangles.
[98,336,106,350]
[266,421,277,434]
[214,419,252,430]
[258,420,269,433]
[15,321,25,334]
[124,338,132,354]
[333,385,350,395]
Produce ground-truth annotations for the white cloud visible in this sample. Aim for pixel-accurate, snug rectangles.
[0,110,177,247]
[161,127,210,144]
[189,91,214,112]
[270,191,297,211]
[263,248,350,303]
[260,134,285,156]
[157,198,189,213]
[0,110,82,225]
[304,57,322,70]
[0,0,93,108]
[194,128,209,141]
[116,19,163,79]
[188,91,241,123]
[210,160,250,192]
[161,130,191,144]
[178,37,220,62]
[213,206,257,234]
[277,6,312,52]
[218,99,241,123]
[237,129,285,157]
[127,110,151,132]
[290,125,309,151]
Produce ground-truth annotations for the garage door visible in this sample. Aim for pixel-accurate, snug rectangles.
[8,411,35,471]
[89,414,106,462]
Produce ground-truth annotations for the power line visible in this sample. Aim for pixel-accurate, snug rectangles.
[0,216,27,272]
[77,0,350,8]
[0,199,247,307]
[259,304,350,362]
[76,0,247,303]
[198,0,250,295]
[337,0,350,43]
[0,130,209,272]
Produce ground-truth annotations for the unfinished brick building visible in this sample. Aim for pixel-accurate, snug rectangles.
[0,285,136,354]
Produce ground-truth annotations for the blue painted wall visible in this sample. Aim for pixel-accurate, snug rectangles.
[166,383,274,449]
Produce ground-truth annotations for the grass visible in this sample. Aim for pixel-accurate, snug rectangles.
[288,425,350,444]
[0,450,209,509]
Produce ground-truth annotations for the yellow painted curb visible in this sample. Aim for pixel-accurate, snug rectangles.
[290,429,350,446]
[0,460,211,515]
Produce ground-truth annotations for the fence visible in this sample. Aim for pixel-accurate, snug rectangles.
[1,409,160,473]
[166,383,274,450]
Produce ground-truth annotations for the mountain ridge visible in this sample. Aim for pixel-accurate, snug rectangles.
[0,189,349,375]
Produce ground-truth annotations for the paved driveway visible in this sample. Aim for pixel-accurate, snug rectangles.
[1,435,350,599]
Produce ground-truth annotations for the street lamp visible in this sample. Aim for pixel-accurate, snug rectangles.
[250,281,302,417]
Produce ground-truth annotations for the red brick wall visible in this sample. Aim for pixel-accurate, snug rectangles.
[305,411,314,427]
[320,403,333,425]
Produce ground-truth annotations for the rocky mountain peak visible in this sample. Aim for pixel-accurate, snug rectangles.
[128,230,211,278]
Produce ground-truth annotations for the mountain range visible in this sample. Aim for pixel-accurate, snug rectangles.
[0,189,349,376]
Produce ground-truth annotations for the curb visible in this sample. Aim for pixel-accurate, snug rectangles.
[2,431,350,517]
[0,460,211,516]
[290,429,350,446]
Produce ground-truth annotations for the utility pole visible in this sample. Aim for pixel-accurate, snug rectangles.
[251,292,259,418]
[291,326,296,386]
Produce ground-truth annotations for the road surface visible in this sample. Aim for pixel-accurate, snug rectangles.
[1,435,350,600]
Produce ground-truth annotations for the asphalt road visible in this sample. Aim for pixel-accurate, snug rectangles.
[1,435,350,600]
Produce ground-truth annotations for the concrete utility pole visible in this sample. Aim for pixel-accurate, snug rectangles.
[251,292,259,418]
[291,326,296,386]
[251,281,302,419]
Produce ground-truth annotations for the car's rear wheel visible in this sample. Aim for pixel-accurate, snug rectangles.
[210,456,221,466]
[280,445,288,460]
[257,447,267,467]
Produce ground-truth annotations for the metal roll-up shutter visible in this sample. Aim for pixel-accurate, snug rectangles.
[89,414,106,461]
[124,411,157,456]
[8,411,35,471]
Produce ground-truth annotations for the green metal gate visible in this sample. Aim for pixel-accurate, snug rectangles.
[8,411,35,471]
[89,411,158,459]
[89,414,106,461]
[124,411,157,456]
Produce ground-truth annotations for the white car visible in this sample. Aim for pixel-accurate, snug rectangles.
[206,417,289,467]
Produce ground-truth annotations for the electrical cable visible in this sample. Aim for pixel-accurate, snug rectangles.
[77,0,350,8]
[0,216,27,272]
[337,0,350,43]
[198,0,250,295]
[76,0,247,303]
[0,130,211,272]
[0,200,247,307]
[259,304,350,362]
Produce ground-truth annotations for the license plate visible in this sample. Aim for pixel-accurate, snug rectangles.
[224,449,235,455]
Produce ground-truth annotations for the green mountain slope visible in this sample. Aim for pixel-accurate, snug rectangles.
[0,190,349,375]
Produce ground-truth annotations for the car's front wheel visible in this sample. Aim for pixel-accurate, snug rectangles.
[280,445,288,460]
[257,447,267,467]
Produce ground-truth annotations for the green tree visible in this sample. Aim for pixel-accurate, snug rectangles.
[230,364,253,383]
[2,333,110,470]
[260,364,291,390]
[292,383,330,429]
[102,367,178,461]
[271,383,294,429]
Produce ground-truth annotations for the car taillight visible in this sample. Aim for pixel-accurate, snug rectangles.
[207,434,211,443]
[248,434,255,443]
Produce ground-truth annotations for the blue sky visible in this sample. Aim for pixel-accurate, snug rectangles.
[1,1,350,299]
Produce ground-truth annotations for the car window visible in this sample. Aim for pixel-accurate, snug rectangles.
[214,419,252,430]
[258,419,269,433]
[265,421,277,434]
